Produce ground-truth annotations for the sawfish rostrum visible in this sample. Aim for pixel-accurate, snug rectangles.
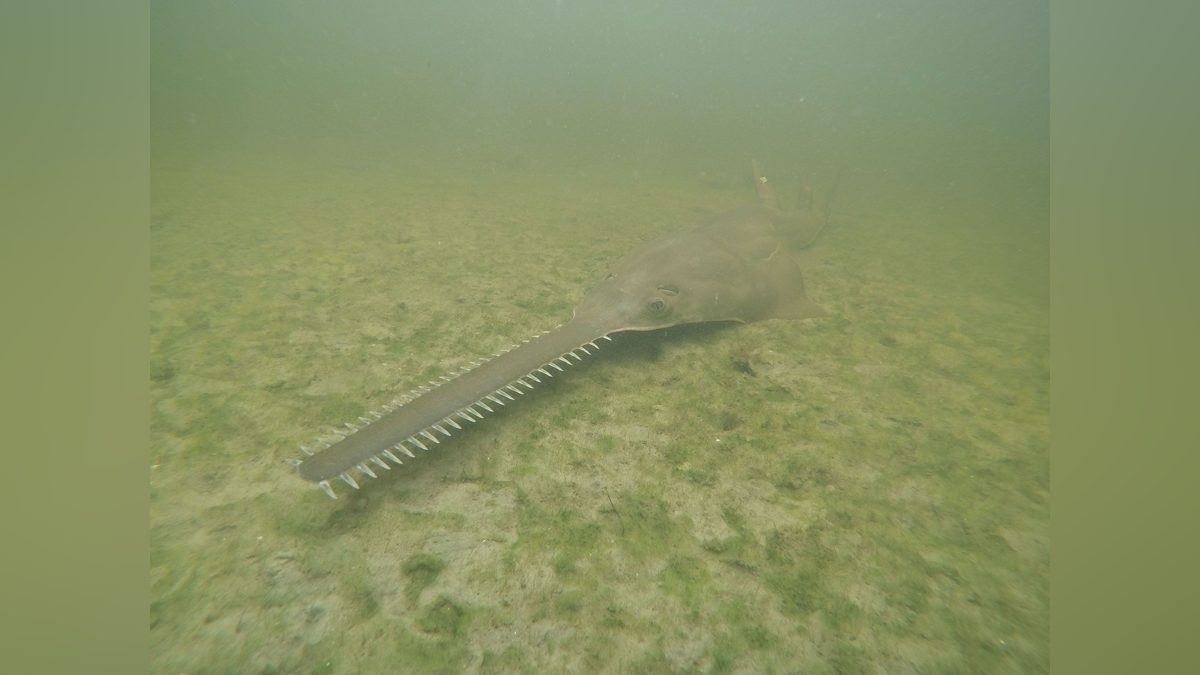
[292,161,836,498]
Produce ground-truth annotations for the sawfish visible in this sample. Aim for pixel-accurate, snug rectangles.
[291,161,838,498]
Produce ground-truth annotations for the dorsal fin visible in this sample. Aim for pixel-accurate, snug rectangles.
[751,159,778,208]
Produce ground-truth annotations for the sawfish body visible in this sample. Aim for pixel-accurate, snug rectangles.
[293,162,835,498]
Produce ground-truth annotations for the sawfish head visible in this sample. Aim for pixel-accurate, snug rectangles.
[572,211,826,334]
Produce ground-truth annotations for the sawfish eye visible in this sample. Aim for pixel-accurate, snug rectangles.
[648,298,667,313]
[657,285,679,296]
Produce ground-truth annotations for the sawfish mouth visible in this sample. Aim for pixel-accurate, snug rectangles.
[291,319,620,499]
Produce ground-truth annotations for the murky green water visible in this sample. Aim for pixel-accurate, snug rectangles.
[151,3,1047,673]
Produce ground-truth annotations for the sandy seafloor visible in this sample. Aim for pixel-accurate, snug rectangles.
[150,154,1048,674]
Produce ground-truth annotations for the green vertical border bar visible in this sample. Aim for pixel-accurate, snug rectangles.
[1051,2,1080,672]
[2,1,148,672]
[1055,1,1199,673]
